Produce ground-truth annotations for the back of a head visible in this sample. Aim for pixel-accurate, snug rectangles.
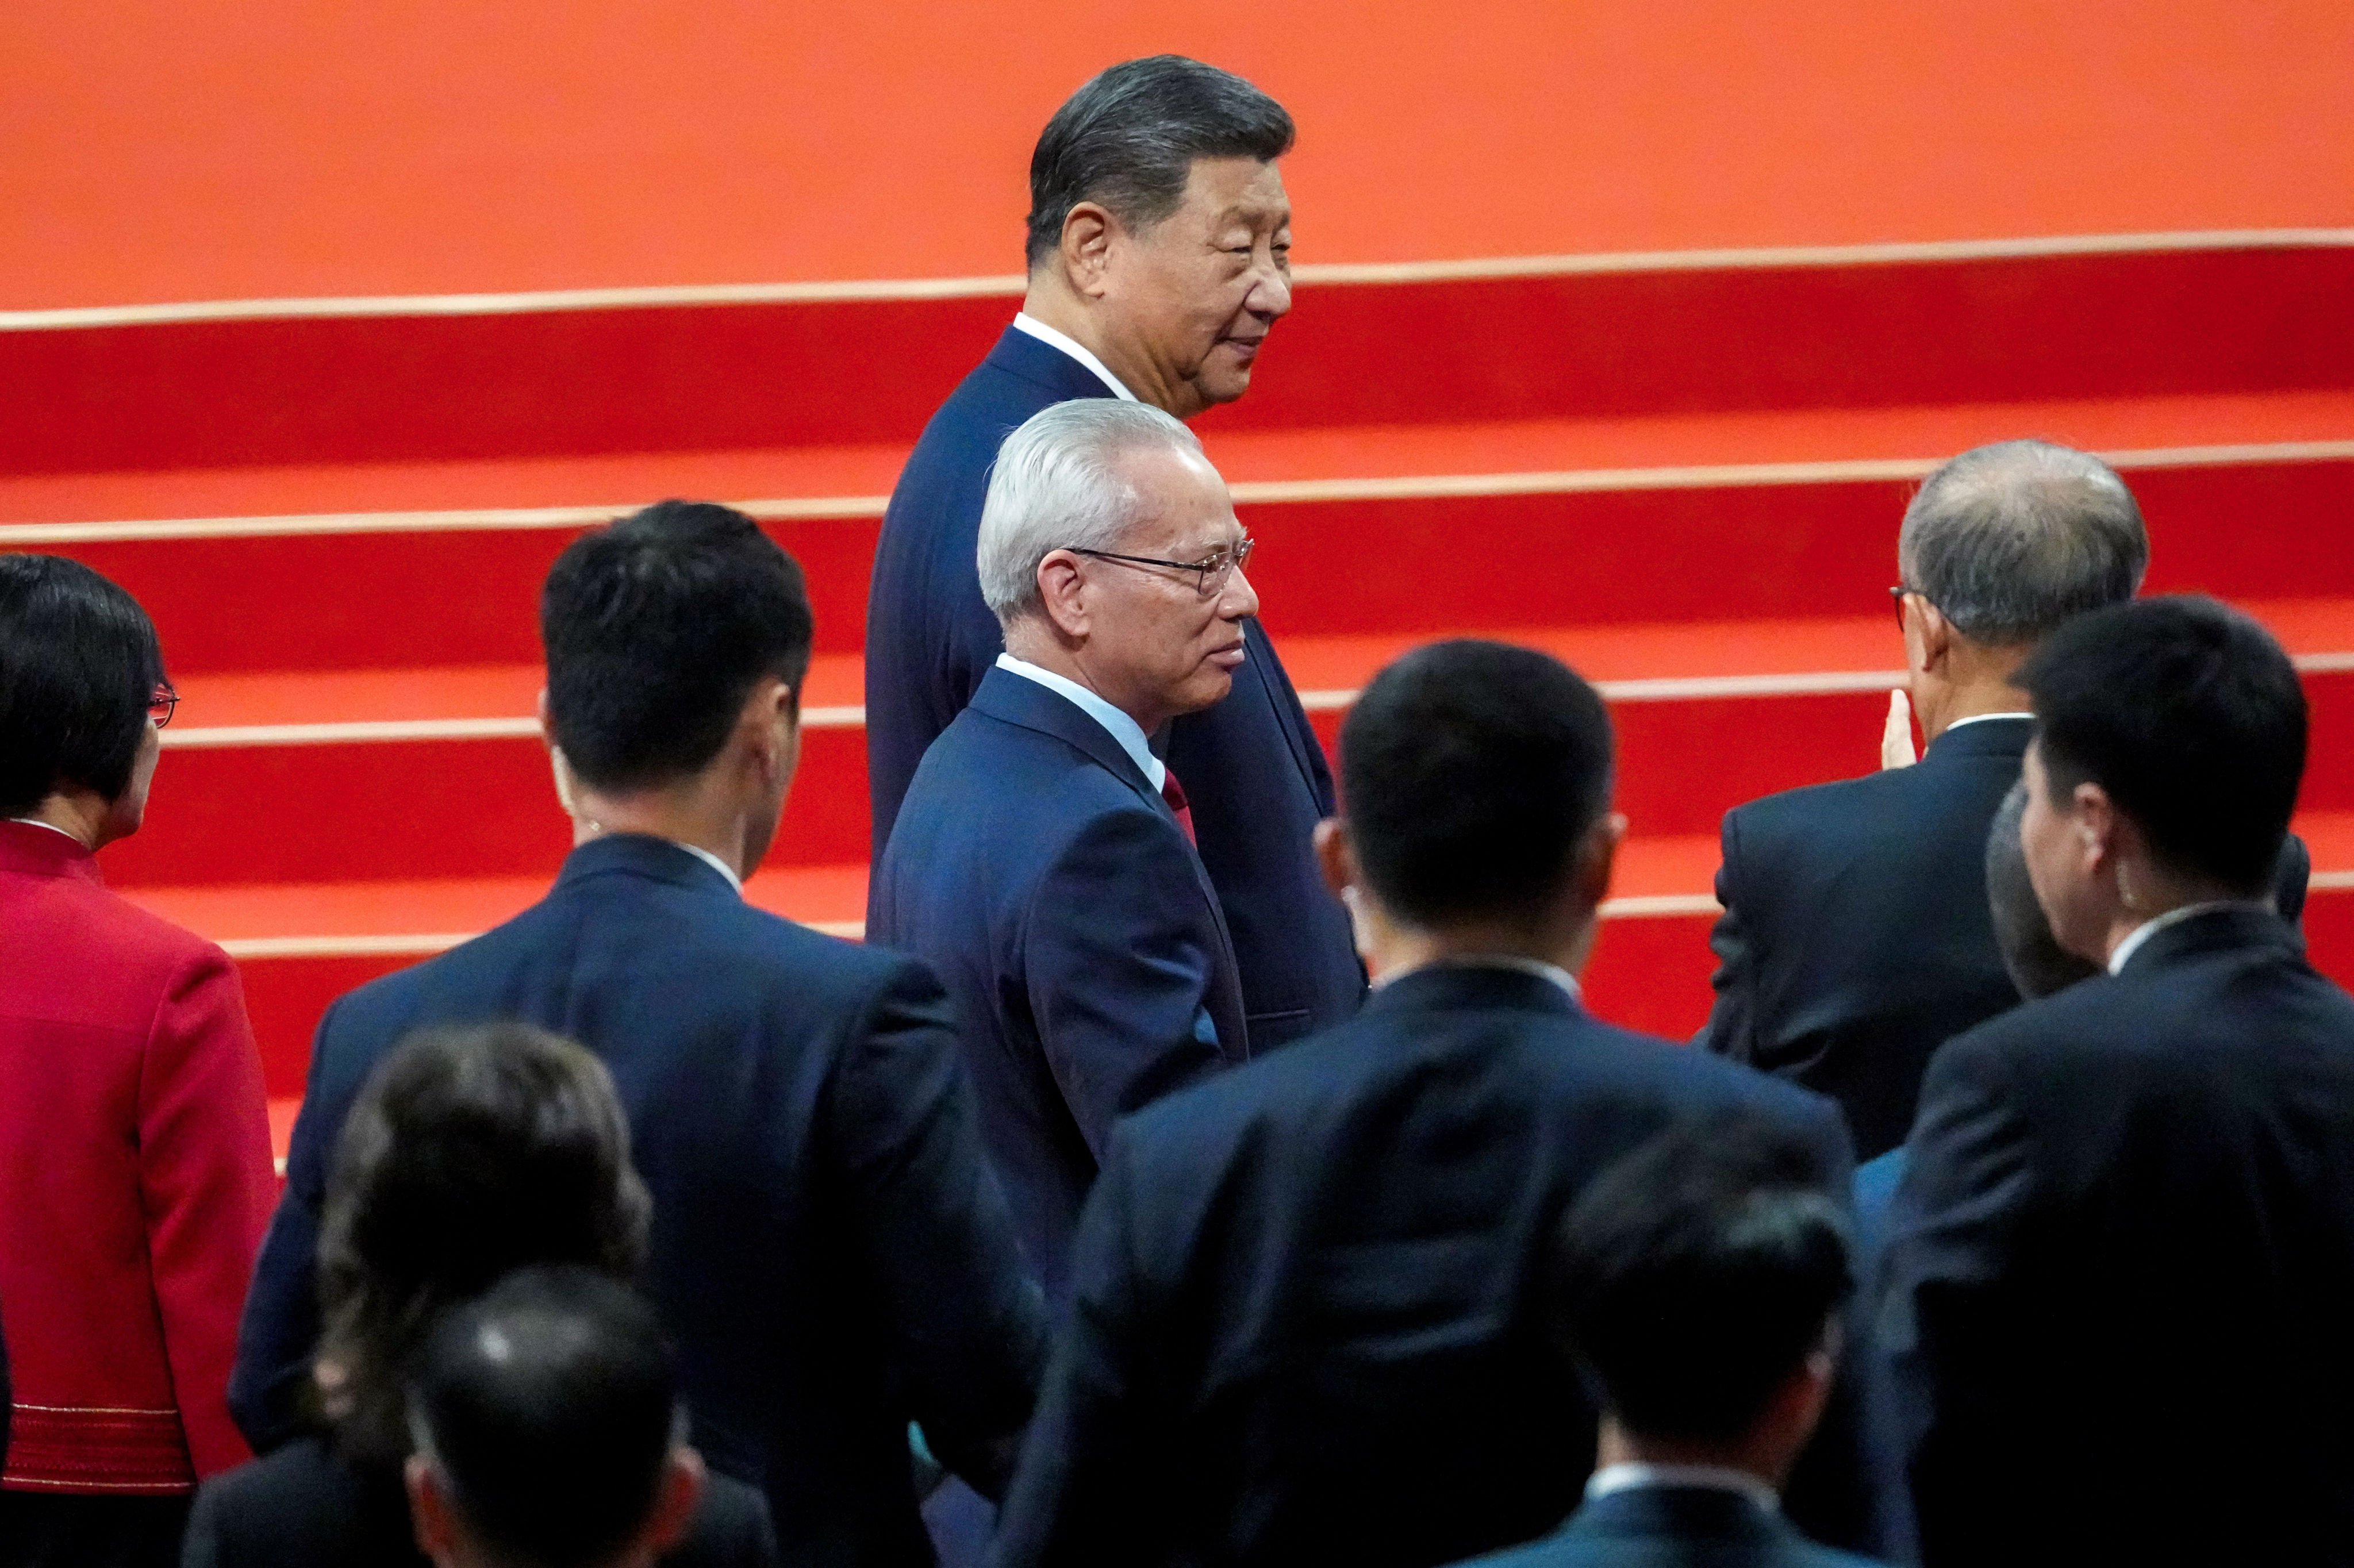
[1026,55,1295,270]
[410,1266,681,1568]
[1986,781,2103,1000]
[1339,639,1613,929]
[1898,441,2148,646]
[541,501,815,794]
[320,1023,652,1459]
[1550,1120,1853,1444]
[2020,594,2306,895]
[0,553,166,816]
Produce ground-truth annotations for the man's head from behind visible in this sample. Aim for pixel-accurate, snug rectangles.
[1320,640,1619,974]
[540,501,815,874]
[980,401,1258,733]
[1986,781,2102,1001]
[1550,1119,1854,1487]
[2017,594,2306,964]
[1025,56,1295,416]
[1895,441,2148,739]
[406,1266,704,1568]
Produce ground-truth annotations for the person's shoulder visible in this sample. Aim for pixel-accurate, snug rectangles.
[1727,765,1921,850]
[190,1436,381,1558]
[1437,1528,1589,1567]
[671,1469,779,1568]
[39,871,231,983]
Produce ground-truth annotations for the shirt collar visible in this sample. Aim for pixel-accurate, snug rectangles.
[5,816,86,844]
[994,653,1166,790]
[2107,899,2267,975]
[1586,1463,1779,1515]
[1941,710,2034,734]
[1011,313,1139,402]
[1375,953,1582,1003]
[666,839,744,897]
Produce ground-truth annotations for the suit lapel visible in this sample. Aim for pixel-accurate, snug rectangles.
[980,326,1123,408]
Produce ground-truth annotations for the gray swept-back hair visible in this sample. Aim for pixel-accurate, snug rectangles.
[1897,440,2148,645]
[1026,56,1294,270]
[976,399,1207,625]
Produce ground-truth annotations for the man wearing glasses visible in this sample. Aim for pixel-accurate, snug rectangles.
[863,57,1362,1067]
[872,401,1257,1310]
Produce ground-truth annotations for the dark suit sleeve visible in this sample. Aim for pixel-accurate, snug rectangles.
[1024,807,1233,1154]
[828,958,1049,1498]
[1871,1033,2042,1566]
[228,998,351,1451]
[1695,809,1761,1061]
[992,1123,1163,1568]
[179,1478,226,1568]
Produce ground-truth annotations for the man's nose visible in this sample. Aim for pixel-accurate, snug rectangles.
[1247,258,1292,320]
[1220,563,1262,619]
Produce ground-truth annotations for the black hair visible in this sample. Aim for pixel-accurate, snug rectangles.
[540,500,814,793]
[1985,781,2102,1001]
[0,554,167,816]
[2019,595,2306,894]
[1549,1119,1853,1444]
[1026,55,1295,270]
[410,1266,681,1568]
[317,1023,651,1464]
[1340,639,1614,929]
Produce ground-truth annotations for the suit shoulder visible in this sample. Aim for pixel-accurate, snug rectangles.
[678,1471,778,1567]
[49,876,232,981]
[1727,766,1916,847]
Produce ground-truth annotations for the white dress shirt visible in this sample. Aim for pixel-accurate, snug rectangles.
[665,838,744,897]
[1374,954,1583,1003]
[1585,1462,1780,1514]
[2106,899,2265,975]
[1011,313,1139,402]
[1941,710,2033,734]
[4,817,82,844]
[994,652,1166,790]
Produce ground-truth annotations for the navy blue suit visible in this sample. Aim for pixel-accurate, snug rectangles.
[862,325,1361,1051]
[870,666,1248,1304]
[1449,1486,1887,1568]
[1877,906,2354,1566]
[229,836,1047,1568]
[994,964,1872,1568]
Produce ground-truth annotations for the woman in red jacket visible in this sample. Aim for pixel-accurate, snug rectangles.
[0,554,274,1567]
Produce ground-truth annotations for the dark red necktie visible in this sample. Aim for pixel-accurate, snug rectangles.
[1161,769,1197,845]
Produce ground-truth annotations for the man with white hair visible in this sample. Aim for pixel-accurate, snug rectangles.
[871,400,1253,1306]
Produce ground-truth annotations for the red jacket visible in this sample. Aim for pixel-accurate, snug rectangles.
[0,820,274,1493]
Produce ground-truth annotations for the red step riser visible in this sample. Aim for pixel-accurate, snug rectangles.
[98,670,2354,889]
[10,249,2352,478]
[30,460,2354,677]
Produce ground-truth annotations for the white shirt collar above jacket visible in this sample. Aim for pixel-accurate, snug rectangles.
[2107,899,2267,975]
[996,653,1166,790]
[665,838,743,897]
[1586,1462,1780,1514]
[1011,313,1139,402]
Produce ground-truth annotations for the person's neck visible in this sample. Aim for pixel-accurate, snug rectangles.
[13,789,110,851]
[2099,864,2257,965]
[1596,1420,1784,1490]
[1914,670,2031,745]
[568,781,754,883]
[1003,628,1169,733]
[1019,280,1187,416]
[1356,902,1594,989]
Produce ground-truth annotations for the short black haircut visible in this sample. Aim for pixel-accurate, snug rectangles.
[1341,639,1614,929]
[1026,55,1295,270]
[409,1266,681,1568]
[541,501,814,793]
[0,554,167,816]
[1550,1119,1853,1444]
[2020,594,2306,894]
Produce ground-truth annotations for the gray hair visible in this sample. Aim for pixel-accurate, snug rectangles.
[1898,440,2149,645]
[1984,781,2100,1001]
[1026,56,1294,270]
[976,400,1207,625]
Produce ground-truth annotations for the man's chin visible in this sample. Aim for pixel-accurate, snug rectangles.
[1174,671,1238,714]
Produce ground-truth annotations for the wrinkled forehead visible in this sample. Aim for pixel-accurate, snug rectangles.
[1111,445,1241,554]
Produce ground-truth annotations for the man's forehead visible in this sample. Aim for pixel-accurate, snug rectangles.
[1182,157,1290,223]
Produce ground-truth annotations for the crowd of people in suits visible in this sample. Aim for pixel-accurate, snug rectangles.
[2,49,2351,1568]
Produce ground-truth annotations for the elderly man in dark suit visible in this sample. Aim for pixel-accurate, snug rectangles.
[1450,1123,1887,1568]
[994,640,1870,1568]
[229,502,1046,1568]
[871,401,1252,1308]
[864,54,1361,1056]
[1877,595,2354,1566]
[1698,440,2150,1157]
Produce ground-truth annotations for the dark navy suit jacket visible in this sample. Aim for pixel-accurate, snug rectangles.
[871,665,1249,1304]
[1698,718,2036,1159]
[228,836,1047,1568]
[994,964,1872,1568]
[1449,1486,1887,1568]
[1877,907,2354,1567]
[862,325,1361,1051]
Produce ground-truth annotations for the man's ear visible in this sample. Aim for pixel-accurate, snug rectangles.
[1914,598,1956,674]
[1034,551,1092,640]
[638,1447,708,1558]
[405,1455,462,1565]
[1313,816,1355,899]
[1575,812,1628,909]
[2071,781,2119,873]
[1058,202,1118,298]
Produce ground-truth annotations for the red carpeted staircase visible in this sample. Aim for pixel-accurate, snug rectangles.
[6,233,2352,1165]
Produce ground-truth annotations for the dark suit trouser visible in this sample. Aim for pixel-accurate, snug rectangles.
[0,1491,191,1568]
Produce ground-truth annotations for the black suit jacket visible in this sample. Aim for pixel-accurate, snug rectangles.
[994,965,1864,1568]
[182,1434,777,1568]
[1876,906,2354,1566]
[1447,1485,1887,1568]
[229,836,1047,1568]
[1698,718,2036,1158]
[871,666,1249,1304]
[862,325,1362,1050]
